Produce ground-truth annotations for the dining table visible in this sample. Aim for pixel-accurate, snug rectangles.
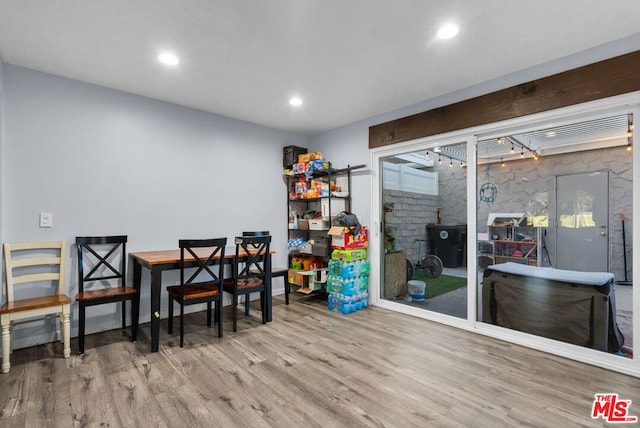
[129,246,273,352]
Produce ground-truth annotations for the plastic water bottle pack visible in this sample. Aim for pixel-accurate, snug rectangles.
[327,292,369,314]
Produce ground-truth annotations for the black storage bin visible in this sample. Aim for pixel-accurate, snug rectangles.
[427,224,467,268]
[283,145,307,169]
[311,236,330,257]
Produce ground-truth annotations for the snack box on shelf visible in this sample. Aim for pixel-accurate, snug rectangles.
[298,152,324,163]
[328,226,369,249]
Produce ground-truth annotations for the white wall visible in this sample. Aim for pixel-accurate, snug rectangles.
[1,64,307,347]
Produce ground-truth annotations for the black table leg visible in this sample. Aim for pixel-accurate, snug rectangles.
[266,257,273,322]
[132,260,141,342]
[150,266,162,352]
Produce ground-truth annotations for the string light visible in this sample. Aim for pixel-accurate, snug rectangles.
[520,148,524,159]
[431,151,467,168]
[510,143,515,154]
[497,137,504,144]
[501,157,505,167]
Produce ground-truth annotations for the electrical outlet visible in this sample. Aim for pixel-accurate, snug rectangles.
[39,212,53,228]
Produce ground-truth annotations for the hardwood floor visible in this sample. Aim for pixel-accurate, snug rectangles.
[1,293,638,427]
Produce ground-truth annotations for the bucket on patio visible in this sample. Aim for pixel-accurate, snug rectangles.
[407,280,426,301]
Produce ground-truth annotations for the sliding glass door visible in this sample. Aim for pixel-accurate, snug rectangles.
[371,98,638,375]
[380,141,468,319]
[475,113,633,359]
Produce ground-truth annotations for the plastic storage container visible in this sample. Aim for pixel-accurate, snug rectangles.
[407,280,426,301]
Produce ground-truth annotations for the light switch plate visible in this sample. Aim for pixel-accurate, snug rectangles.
[39,212,53,228]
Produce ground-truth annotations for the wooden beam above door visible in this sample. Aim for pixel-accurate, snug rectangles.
[369,50,640,149]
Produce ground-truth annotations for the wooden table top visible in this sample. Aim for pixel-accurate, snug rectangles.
[129,247,270,266]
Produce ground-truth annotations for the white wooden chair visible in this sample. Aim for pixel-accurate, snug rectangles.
[1,241,71,373]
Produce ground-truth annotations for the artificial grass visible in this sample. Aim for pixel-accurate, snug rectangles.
[412,270,467,299]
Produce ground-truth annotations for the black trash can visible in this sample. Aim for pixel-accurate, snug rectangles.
[426,224,467,268]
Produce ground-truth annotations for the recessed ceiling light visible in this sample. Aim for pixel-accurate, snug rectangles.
[289,96,303,107]
[158,52,179,66]
[436,23,459,40]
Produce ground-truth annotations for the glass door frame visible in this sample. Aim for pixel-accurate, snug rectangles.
[369,91,640,377]
[371,134,476,330]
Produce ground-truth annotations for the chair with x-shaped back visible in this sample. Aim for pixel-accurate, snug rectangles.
[223,235,271,332]
[167,238,226,347]
[75,235,138,354]
[241,231,289,304]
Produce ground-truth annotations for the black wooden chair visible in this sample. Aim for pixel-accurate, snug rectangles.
[75,235,138,354]
[242,231,270,237]
[167,238,226,347]
[242,231,290,305]
[223,235,271,332]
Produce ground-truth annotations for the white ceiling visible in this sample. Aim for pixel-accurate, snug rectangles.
[1,1,639,134]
